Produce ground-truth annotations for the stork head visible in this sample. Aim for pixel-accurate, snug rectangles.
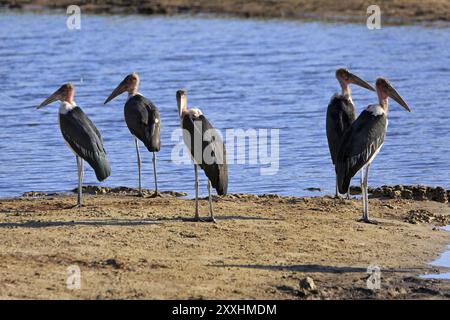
[376,77,411,112]
[335,68,375,95]
[176,89,187,117]
[104,72,140,104]
[37,83,75,108]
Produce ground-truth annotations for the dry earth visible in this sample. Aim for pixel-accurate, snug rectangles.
[1,190,450,299]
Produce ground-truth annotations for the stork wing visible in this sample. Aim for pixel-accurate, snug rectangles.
[124,95,161,152]
[336,109,387,193]
[182,114,228,195]
[59,107,111,181]
[326,95,356,164]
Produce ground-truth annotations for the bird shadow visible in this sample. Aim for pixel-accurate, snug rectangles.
[217,215,283,221]
[0,215,282,229]
[210,263,421,274]
[0,219,163,229]
[155,215,283,223]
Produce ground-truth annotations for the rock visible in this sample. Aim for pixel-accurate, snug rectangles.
[412,185,428,201]
[349,186,361,195]
[103,258,122,269]
[388,189,401,198]
[365,185,449,203]
[71,185,187,197]
[22,191,47,197]
[429,187,448,203]
[405,209,433,224]
[161,191,188,197]
[299,277,317,292]
[304,187,323,192]
[404,209,450,226]
[259,194,280,199]
[72,186,110,195]
[401,189,413,199]
[372,186,389,198]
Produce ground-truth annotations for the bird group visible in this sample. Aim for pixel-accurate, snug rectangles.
[326,68,411,224]
[37,69,411,225]
[37,73,227,222]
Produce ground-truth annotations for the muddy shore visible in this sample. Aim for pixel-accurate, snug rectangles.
[1,187,450,299]
[2,0,450,24]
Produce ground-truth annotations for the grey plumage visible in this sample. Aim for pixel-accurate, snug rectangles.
[326,95,356,165]
[182,113,228,195]
[124,95,161,152]
[59,106,111,181]
[336,108,387,194]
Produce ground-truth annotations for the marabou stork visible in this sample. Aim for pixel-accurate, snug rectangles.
[326,68,375,198]
[37,83,111,207]
[176,90,228,222]
[104,73,161,197]
[336,77,411,224]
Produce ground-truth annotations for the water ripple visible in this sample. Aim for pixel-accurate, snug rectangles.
[0,13,449,197]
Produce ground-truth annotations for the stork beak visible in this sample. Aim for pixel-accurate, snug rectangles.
[104,80,127,104]
[176,90,187,118]
[348,72,375,92]
[37,87,64,109]
[386,83,411,112]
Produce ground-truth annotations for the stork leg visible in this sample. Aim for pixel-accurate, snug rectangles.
[194,164,199,220]
[335,174,341,199]
[364,166,370,220]
[359,164,377,224]
[360,167,365,218]
[207,179,216,223]
[150,152,161,198]
[335,174,350,199]
[135,137,144,197]
[346,189,351,200]
[76,156,84,207]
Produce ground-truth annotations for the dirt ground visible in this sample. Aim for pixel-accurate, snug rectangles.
[1,190,450,299]
[3,0,450,24]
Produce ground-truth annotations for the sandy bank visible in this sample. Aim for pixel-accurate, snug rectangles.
[1,190,450,299]
[2,0,450,24]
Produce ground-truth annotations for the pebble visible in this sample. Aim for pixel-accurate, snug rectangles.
[299,277,317,292]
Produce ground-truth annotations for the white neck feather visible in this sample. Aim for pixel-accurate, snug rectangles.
[59,101,76,114]
[366,104,386,116]
[127,92,142,102]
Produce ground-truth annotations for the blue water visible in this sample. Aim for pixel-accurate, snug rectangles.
[421,226,450,280]
[0,12,450,197]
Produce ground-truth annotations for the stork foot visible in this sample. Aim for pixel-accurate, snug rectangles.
[202,216,217,223]
[195,216,216,223]
[149,191,162,198]
[136,192,145,198]
[68,204,83,209]
[357,218,378,225]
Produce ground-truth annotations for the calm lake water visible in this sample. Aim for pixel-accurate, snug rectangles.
[0,12,449,198]
[421,226,450,280]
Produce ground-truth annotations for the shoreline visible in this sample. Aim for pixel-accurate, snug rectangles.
[1,189,450,299]
[1,0,450,25]
[7,184,450,203]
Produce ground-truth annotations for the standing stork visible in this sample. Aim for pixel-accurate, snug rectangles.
[326,68,375,198]
[336,78,411,224]
[176,89,228,222]
[104,73,161,197]
[37,83,111,207]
